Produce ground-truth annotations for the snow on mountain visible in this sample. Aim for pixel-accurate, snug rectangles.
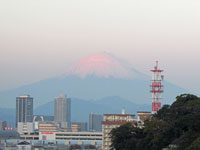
[65,52,142,79]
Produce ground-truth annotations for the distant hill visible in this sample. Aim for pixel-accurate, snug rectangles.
[0,96,152,126]
[34,96,152,122]
[0,108,15,127]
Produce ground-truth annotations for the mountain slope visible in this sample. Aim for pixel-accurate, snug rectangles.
[0,52,186,108]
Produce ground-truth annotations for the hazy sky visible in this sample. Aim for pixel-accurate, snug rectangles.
[1,0,200,94]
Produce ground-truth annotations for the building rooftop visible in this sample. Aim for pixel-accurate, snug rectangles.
[104,114,135,116]
[137,111,151,114]
[18,94,31,98]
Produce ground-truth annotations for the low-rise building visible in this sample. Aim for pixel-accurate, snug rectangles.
[20,131,102,142]
[137,111,151,127]
[17,122,34,134]
[102,110,136,150]
[137,111,151,122]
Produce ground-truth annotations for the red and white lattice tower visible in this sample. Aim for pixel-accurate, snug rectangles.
[150,61,164,114]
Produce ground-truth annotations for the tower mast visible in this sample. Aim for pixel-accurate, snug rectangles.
[150,61,164,114]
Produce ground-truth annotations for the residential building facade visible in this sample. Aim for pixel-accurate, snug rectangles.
[102,111,136,150]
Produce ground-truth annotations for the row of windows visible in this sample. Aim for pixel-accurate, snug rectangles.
[56,134,102,137]
[103,125,120,128]
[56,138,101,140]
[21,137,39,140]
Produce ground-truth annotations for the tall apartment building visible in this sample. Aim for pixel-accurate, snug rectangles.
[102,110,136,150]
[89,113,103,132]
[54,94,71,128]
[16,95,33,127]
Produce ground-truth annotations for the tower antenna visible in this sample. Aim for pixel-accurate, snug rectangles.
[150,61,164,114]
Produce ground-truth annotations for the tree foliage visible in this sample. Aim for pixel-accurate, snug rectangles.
[110,94,200,150]
[110,123,144,150]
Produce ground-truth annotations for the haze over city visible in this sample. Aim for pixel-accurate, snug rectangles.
[1,0,200,96]
[1,1,200,150]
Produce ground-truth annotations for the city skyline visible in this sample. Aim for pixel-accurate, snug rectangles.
[1,1,199,149]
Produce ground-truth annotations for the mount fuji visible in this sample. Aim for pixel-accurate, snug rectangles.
[0,52,186,108]
[64,52,147,80]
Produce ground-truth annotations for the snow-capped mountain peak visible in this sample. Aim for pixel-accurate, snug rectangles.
[65,52,140,79]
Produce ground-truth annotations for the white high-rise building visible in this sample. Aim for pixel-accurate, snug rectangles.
[54,94,71,128]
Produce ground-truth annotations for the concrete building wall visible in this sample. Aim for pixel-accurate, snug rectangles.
[17,122,34,134]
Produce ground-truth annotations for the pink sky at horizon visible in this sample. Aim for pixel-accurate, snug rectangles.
[0,0,200,95]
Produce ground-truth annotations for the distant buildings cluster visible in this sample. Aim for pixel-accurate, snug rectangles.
[13,94,104,142]
[0,94,152,150]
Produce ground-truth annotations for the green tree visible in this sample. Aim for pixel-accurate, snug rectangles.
[110,94,200,150]
[187,137,200,150]
[109,123,144,150]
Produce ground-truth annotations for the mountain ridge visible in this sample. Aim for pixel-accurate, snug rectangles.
[0,52,187,108]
